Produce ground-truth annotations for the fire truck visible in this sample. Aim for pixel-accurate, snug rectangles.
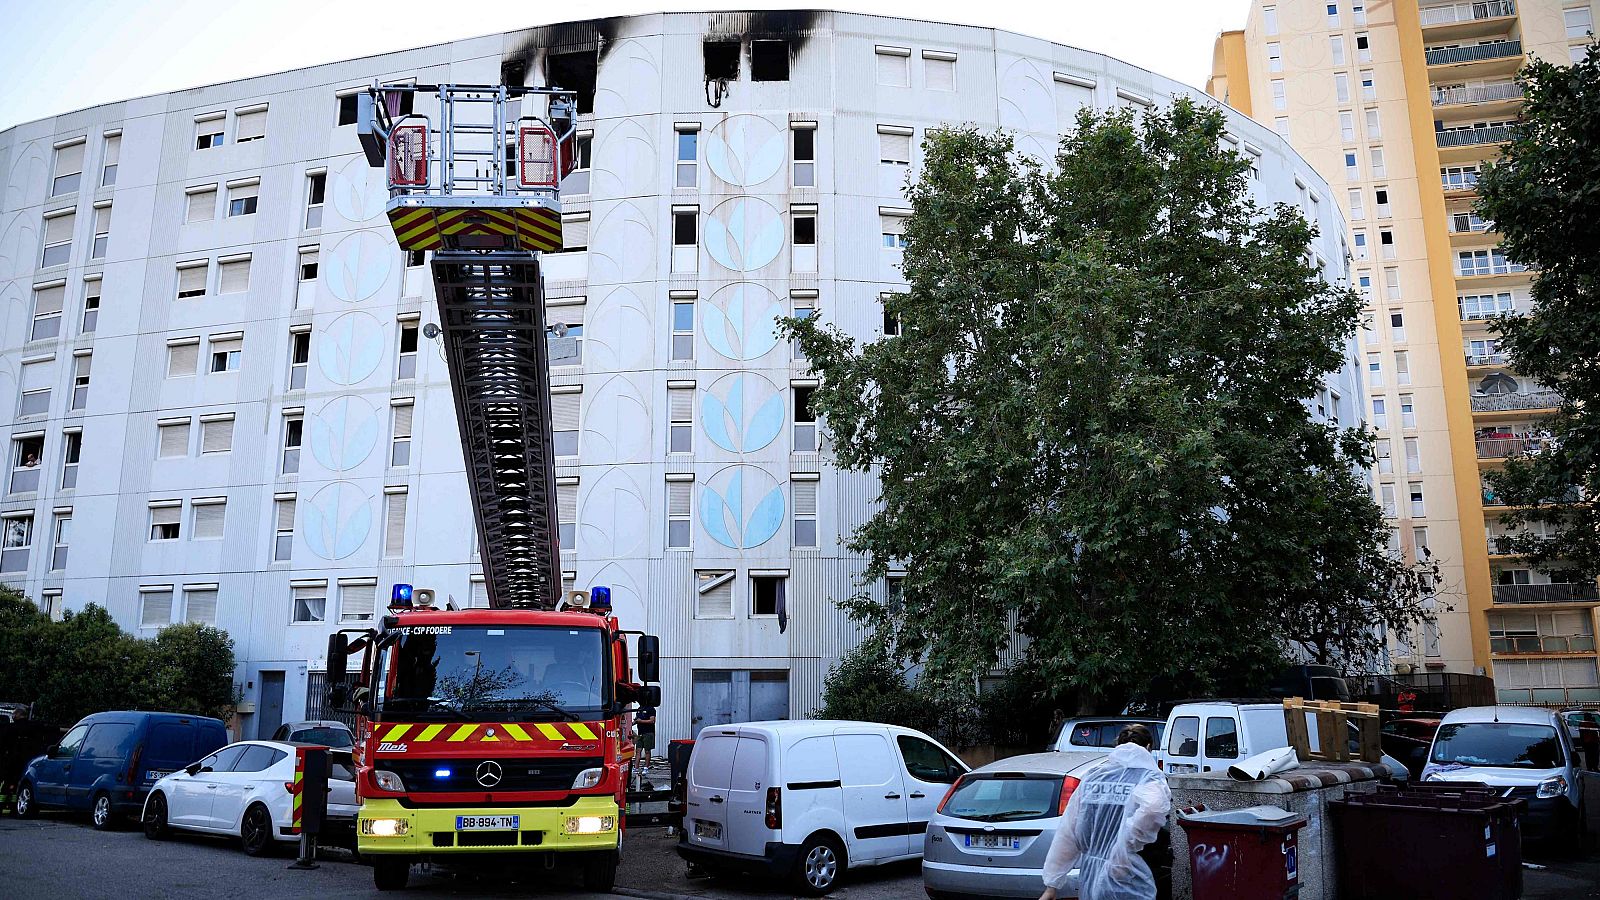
[323,82,661,892]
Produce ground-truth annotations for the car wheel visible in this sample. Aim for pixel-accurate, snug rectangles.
[373,857,411,891]
[143,793,171,840]
[792,833,846,896]
[240,803,274,856]
[15,783,38,819]
[581,850,619,892]
[91,792,116,830]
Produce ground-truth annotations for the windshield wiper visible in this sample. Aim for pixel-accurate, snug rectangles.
[385,697,468,720]
[466,697,581,722]
[976,809,1046,822]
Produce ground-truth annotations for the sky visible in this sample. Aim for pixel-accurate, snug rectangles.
[0,1,1248,132]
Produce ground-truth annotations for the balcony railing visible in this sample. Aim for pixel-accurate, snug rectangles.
[1488,534,1553,555]
[1426,40,1523,66]
[1449,212,1493,233]
[1492,634,1598,654]
[1420,1,1518,27]
[8,467,40,494]
[1437,125,1515,147]
[1492,583,1600,604]
[1466,352,1507,366]
[1471,390,1561,412]
[1498,685,1600,705]
[1433,82,1524,106]
[1477,436,1536,458]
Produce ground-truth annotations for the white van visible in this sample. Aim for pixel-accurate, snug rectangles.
[675,720,968,895]
[1157,701,1407,779]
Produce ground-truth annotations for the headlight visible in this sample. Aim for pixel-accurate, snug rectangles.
[563,815,615,834]
[572,767,603,790]
[1536,774,1568,799]
[360,818,410,837]
[1423,772,1441,782]
[373,769,405,792]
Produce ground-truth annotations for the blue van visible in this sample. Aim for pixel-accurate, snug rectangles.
[15,711,228,829]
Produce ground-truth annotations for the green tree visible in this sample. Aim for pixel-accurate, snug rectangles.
[1478,45,1600,580]
[784,100,1437,711]
[814,638,934,734]
[145,624,241,721]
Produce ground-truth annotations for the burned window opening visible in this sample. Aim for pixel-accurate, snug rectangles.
[704,41,741,80]
[751,40,790,81]
[548,51,598,115]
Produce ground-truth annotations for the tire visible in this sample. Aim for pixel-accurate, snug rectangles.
[91,792,116,830]
[142,792,171,840]
[582,850,619,893]
[792,833,846,896]
[373,857,411,891]
[240,803,274,857]
[15,782,38,819]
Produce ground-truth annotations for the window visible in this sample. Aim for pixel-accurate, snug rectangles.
[1372,397,1388,429]
[176,261,208,299]
[1380,483,1397,517]
[90,204,111,259]
[61,431,81,490]
[1272,80,1287,111]
[1380,229,1395,260]
[185,185,217,223]
[1348,188,1366,220]
[1353,2,1365,25]
[51,140,85,195]
[41,210,73,267]
[791,302,815,361]
[793,477,818,548]
[666,478,692,549]
[218,255,251,293]
[1374,188,1390,218]
[881,292,902,336]
[226,181,259,217]
[340,580,376,623]
[80,278,101,333]
[703,40,740,80]
[1408,482,1425,517]
[30,282,64,341]
[1367,353,1383,386]
[1353,229,1368,259]
[1,513,32,573]
[1344,151,1359,182]
[560,211,590,252]
[672,207,698,273]
[924,50,956,90]
[235,105,267,143]
[304,171,326,228]
[1400,394,1416,428]
[383,488,407,558]
[183,586,218,625]
[1336,73,1350,103]
[792,205,817,273]
[1357,272,1373,301]
[671,299,695,360]
[149,502,181,541]
[70,352,90,411]
[1327,2,1340,26]
[201,415,234,454]
[668,385,694,453]
[1330,36,1346,66]
[695,569,734,618]
[751,39,790,81]
[288,329,310,389]
[1389,310,1405,342]
[1364,108,1381,141]
[876,45,910,87]
[10,435,44,494]
[1384,267,1401,299]
[140,587,174,629]
[557,479,577,550]
[562,132,592,195]
[282,414,302,474]
[879,128,912,166]
[1205,717,1240,759]
[19,359,52,416]
[675,126,698,188]
[1339,111,1355,141]
[292,583,326,623]
[1395,350,1411,385]
[336,92,360,126]
[1566,5,1594,38]
[1355,32,1372,62]
[1360,71,1376,100]
[100,133,120,186]
[551,391,579,458]
[1168,716,1200,757]
[1377,438,1393,474]
[273,495,295,561]
[793,385,817,451]
[390,400,414,467]
[1405,437,1421,474]
[751,573,785,616]
[1370,148,1385,177]
[1264,5,1279,35]
[209,335,242,373]
[791,125,816,187]
[1460,291,1516,320]
[1267,42,1284,72]
[194,114,224,150]
[397,320,418,379]
[881,213,908,249]
[191,498,226,540]
[50,512,69,571]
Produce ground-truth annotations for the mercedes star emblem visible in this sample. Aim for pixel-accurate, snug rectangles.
[475,760,503,787]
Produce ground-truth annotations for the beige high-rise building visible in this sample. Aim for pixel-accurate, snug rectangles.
[1210,1,1600,704]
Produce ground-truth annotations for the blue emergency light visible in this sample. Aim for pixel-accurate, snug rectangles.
[390,583,414,609]
[590,585,611,610]
[433,768,452,779]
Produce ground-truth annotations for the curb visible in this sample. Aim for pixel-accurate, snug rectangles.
[614,888,703,900]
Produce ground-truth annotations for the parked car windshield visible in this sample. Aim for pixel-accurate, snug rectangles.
[376,624,609,722]
[941,775,1063,822]
[1430,722,1564,768]
[290,726,353,748]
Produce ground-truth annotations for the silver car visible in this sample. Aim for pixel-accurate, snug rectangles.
[922,751,1107,899]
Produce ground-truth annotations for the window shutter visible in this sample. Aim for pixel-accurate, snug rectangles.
[44,213,75,244]
[696,571,734,618]
[557,482,577,522]
[93,205,112,233]
[793,481,818,517]
[34,285,65,316]
[236,109,267,141]
[392,404,414,438]
[563,215,590,250]
[668,481,692,517]
[230,182,260,202]
[218,258,251,293]
[150,505,180,527]
[73,353,91,379]
[192,502,226,538]
[300,248,319,274]
[550,392,580,431]
[178,265,207,295]
[141,590,173,628]
[185,589,218,625]
[55,142,85,177]
[925,56,955,90]
[186,190,215,223]
[276,497,296,531]
[103,135,121,167]
[548,304,585,327]
[470,581,489,608]
[169,343,198,376]
[21,361,52,391]
[341,583,375,621]
[669,387,693,422]
[879,132,911,162]
[159,422,190,457]
[881,214,906,235]
[384,491,407,556]
[201,418,234,453]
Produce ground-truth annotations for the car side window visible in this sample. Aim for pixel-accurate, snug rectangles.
[896,735,962,784]
[82,723,137,760]
[233,745,285,773]
[204,745,249,772]
[1169,716,1200,758]
[54,724,90,757]
[1204,717,1239,759]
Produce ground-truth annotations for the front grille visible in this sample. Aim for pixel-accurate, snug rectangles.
[389,757,602,793]
[430,830,545,848]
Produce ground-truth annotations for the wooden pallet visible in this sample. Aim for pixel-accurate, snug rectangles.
[1283,697,1383,764]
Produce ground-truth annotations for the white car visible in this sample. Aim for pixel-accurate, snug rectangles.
[676,720,969,895]
[140,740,357,855]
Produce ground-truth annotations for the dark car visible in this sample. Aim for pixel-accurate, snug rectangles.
[269,719,353,748]
[1380,717,1442,780]
[16,711,227,829]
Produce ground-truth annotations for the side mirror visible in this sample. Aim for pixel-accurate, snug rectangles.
[639,685,662,708]
[326,632,349,682]
[44,744,59,757]
[327,683,350,711]
[184,762,203,776]
[637,635,661,684]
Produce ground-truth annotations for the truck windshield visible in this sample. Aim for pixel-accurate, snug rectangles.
[1430,722,1563,769]
[376,624,608,722]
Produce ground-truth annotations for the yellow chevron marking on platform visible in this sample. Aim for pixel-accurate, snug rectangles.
[416,724,447,742]
[447,724,477,742]
[536,723,565,741]
[569,723,598,741]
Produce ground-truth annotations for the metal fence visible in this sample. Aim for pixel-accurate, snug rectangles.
[1437,125,1515,147]
[1420,1,1518,27]
[1425,40,1522,66]
[303,671,360,728]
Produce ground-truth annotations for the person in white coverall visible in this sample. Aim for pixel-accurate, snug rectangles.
[1039,724,1172,900]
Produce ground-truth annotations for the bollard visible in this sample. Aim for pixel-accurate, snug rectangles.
[288,746,330,870]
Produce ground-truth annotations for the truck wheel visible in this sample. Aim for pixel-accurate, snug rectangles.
[792,833,846,896]
[374,857,411,891]
[15,783,38,818]
[91,792,116,830]
[143,793,170,840]
[582,850,619,892]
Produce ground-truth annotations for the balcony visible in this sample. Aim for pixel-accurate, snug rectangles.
[1492,633,1597,654]
[1426,40,1523,67]
[1492,583,1600,604]
[1448,211,1493,234]
[1437,125,1515,147]
[1477,436,1536,458]
[1497,685,1600,705]
[1420,1,1517,28]
[1466,352,1507,367]
[1470,389,1560,413]
[1433,82,1524,106]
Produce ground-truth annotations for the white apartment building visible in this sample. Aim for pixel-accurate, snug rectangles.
[0,11,1361,742]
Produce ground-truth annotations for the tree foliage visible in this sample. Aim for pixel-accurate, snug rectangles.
[1478,45,1600,580]
[0,586,238,724]
[785,100,1437,711]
